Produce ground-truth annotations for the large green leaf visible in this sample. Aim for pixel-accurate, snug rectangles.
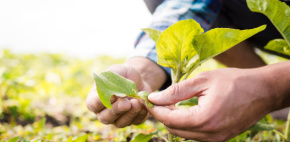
[247,0,290,46]
[192,25,266,65]
[155,19,204,69]
[142,28,162,43]
[94,71,138,109]
[265,39,290,56]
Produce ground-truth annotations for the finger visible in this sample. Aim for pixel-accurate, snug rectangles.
[148,76,207,105]
[147,105,203,129]
[132,103,149,125]
[166,127,216,141]
[97,98,131,124]
[114,99,142,128]
[86,85,117,113]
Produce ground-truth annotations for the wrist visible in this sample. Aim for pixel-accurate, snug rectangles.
[260,61,290,111]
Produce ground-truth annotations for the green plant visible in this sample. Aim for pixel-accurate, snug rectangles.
[247,0,290,56]
[94,18,272,141]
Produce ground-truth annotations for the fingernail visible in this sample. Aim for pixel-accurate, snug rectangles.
[148,92,160,101]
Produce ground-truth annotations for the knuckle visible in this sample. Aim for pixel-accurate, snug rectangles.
[115,123,127,128]
[162,119,174,128]
[86,97,96,112]
[98,116,111,124]
[167,84,180,96]
[193,72,209,82]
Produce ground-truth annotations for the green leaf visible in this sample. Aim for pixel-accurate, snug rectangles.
[131,131,157,142]
[177,97,198,106]
[73,134,88,142]
[142,28,162,43]
[155,19,204,69]
[138,91,153,108]
[247,0,290,46]
[265,39,290,56]
[228,131,248,142]
[249,122,275,131]
[8,137,20,142]
[192,25,266,65]
[94,71,138,109]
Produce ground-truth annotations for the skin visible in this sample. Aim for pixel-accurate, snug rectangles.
[147,61,290,141]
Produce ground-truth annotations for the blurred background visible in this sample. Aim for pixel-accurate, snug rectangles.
[0,0,288,141]
[0,0,151,58]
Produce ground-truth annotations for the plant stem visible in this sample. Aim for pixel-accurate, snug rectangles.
[168,69,182,142]
[168,134,174,142]
[182,64,199,81]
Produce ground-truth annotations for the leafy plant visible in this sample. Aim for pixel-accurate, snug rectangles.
[247,0,290,56]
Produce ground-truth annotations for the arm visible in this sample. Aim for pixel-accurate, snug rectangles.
[147,61,290,141]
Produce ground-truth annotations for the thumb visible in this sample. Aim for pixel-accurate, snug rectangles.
[148,79,204,106]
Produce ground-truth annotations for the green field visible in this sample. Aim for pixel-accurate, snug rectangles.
[0,49,288,141]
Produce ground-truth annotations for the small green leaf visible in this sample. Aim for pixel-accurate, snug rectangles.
[142,28,162,43]
[155,19,203,70]
[67,136,73,142]
[73,134,88,142]
[8,137,20,142]
[94,71,138,109]
[192,25,266,65]
[249,122,275,131]
[138,91,153,108]
[247,0,290,46]
[265,39,290,56]
[177,97,198,106]
[131,131,157,142]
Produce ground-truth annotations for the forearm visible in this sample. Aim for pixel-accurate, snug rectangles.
[125,57,167,91]
[214,41,266,68]
[262,61,290,110]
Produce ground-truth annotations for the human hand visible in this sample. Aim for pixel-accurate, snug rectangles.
[147,68,275,141]
[86,64,151,128]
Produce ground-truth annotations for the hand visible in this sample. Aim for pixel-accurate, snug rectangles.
[147,68,275,141]
[86,64,152,128]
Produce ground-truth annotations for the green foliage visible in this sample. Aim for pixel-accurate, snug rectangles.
[247,0,290,45]
[265,39,290,56]
[8,137,20,142]
[142,28,162,43]
[153,20,203,70]
[191,25,266,66]
[247,0,290,55]
[94,71,139,109]
[73,134,88,142]
[0,48,288,141]
[144,20,266,83]
[131,131,157,142]
[93,71,153,109]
